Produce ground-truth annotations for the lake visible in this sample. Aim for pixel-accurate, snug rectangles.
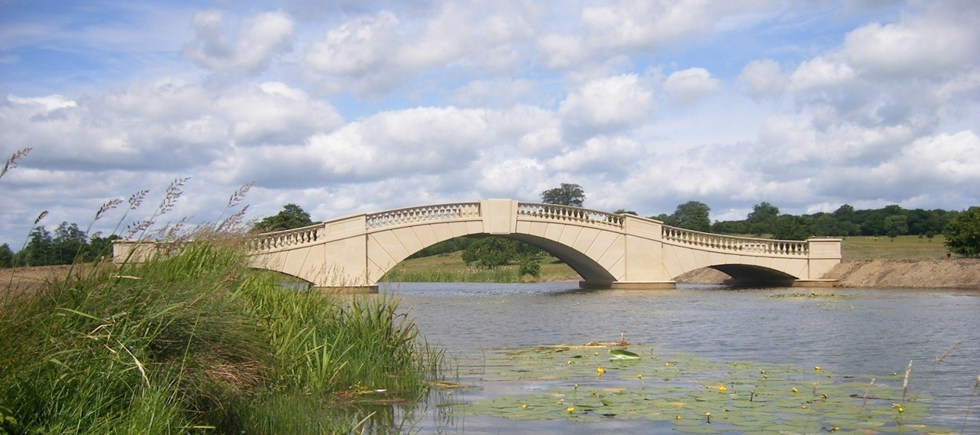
[374,283,979,433]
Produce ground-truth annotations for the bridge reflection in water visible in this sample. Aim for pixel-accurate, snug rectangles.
[240,199,841,292]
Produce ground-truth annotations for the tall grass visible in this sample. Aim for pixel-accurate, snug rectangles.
[0,233,442,433]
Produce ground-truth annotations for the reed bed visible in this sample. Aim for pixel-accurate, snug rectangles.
[0,238,443,433]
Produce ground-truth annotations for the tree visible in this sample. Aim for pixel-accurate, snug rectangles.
[0,243,14,268]
[883,215,909,241]
[666,201,711,232]
[540,183,585,207]
[19,226,54,266]
[462,237,515,270]
[746,202,780,235]
[253,204,314,233]
[52,221,88,264]
[944,207,980,257]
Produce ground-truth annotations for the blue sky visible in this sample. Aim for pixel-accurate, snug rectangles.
[1,0,978,246]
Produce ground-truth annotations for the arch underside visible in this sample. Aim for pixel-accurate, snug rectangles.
[505,233,617,285]
[707,264,798,285]
[374,232,617,285]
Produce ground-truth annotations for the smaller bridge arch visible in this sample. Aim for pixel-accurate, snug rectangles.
[244,199,841,291]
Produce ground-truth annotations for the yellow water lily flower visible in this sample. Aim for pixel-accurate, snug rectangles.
[596,367,605,376]
[718,385,728,393]
[791,387,799,393]
[521,403,528,410]
[566,406,575,413]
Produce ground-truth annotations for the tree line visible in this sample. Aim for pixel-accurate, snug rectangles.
[658,200,957,240]
[0,222,119,268]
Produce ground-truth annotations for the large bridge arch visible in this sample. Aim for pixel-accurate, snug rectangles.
[240,199,841,291]
[361,201,625,286]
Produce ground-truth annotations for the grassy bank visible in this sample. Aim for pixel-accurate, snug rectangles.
[0,239,442,433]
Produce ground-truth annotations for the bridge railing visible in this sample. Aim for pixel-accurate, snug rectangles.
[248,224,321,251]
[365,202,481,230]
[517,202,625,230]
[661,225,809,256]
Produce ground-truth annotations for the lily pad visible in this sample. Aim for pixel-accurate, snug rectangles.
[455,344,949,433]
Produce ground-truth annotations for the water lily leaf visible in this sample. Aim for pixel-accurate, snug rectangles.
[456,344,949,432]
[609,349,641,360]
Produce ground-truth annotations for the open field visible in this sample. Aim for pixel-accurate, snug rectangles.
[841,234,949,260]
[381,251,579,283]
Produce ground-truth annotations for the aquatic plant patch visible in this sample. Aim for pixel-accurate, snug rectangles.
[460,345,949,433]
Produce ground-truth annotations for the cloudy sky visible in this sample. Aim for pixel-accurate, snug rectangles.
[1,0,978,246]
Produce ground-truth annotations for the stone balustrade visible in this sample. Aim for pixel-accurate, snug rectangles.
[248,224,321,251]
[365,202,481,230]
[661,225,809,256]
[516,202,625,229]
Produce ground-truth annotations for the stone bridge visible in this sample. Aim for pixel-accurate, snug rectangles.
[242,199,840,291]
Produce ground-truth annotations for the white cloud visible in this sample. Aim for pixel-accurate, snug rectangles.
[305,11,398,77]
[182,10,293,73]
[304,2,537,96]
[453,78,536,108]
[839,1,980,79]
[663,68,722,105]
[539,1,775,70]
[787,56,857,93]
[738,59,786,98]
[547,136,641,175]
[558,74,654,138]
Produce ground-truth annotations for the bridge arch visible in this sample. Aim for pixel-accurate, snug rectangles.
[243,199,841,291]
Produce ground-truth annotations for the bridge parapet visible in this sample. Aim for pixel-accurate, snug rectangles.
[662,225,809,257]
[365,202,481,230]
[248,224,322,251]
[517,202,625,230]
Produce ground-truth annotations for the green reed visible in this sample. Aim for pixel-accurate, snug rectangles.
[0,238,443,433]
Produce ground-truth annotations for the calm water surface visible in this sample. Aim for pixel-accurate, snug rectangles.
[380,283,979,433]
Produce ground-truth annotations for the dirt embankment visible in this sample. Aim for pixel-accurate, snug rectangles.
[823,259,980,289]
[678,259,980,289]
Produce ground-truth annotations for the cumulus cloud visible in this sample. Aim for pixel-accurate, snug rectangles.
[547,136,641,175]
[539,1,773,70]
[738,59,786,99]
[558,74,654,139]
[663,68,721,105]
[182,10,293,73]
[304,2,537,96]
